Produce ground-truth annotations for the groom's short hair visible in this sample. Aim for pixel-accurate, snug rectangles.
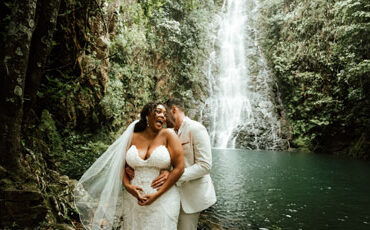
[165,98,185,111]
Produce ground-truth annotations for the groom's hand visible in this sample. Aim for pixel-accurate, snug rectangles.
[151,169,169,190]
[125,165,135,180]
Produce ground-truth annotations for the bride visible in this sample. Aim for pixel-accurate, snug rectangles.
[74,102,184,230]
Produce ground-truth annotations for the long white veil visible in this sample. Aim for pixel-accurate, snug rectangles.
[74,120,138,230]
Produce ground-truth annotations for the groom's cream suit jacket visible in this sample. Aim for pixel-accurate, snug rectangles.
[176,117,216,214]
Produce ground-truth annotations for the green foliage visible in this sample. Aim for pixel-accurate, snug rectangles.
[140,0,167,16]
[38,110,63,156]
[259,0,370,158]
[59,132,110,179]
[105,0,219,120]
[26,0,221,179]
[158,0,219,107]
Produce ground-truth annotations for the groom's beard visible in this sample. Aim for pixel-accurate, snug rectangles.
[166,115,175,128]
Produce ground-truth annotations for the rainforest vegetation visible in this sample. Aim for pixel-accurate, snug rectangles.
[259,0,370,159]
[0,0,368,228]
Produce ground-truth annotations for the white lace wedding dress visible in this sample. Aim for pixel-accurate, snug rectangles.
[122,145,180,230]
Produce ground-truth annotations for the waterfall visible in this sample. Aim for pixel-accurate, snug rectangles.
[207,0,288,150]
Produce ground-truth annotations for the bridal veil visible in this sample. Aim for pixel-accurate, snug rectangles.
[74,120,138,230]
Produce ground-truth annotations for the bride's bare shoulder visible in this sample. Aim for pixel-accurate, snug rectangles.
[159,128,176,137]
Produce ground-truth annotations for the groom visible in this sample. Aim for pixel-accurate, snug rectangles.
[152,98,217,230]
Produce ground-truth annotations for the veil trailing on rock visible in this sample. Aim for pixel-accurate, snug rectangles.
[74,120,138,230]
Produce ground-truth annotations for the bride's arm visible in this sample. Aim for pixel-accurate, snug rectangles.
[122,162,144,200]
[139,129,184,205]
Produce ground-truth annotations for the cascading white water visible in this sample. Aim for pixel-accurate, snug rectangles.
[207,0,288,150]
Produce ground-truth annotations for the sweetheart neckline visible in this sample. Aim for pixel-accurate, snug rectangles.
[129,145,165,161]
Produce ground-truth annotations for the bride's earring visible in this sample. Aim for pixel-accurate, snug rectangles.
[146,116,149,127]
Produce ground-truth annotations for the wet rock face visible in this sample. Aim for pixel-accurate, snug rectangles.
[0,189,47,227]
[233,118,290,151]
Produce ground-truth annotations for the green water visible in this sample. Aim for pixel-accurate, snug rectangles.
[200,149,370,229]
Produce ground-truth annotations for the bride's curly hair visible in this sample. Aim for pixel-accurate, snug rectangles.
[134,101,164,132]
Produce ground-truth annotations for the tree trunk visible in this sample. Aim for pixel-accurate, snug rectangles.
[0,0,38,172]
[24,0,61,111]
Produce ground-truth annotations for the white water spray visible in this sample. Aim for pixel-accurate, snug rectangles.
[207,0,288,150]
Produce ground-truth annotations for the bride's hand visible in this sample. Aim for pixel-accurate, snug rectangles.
[127,185,144,200]
[138,193,159,206]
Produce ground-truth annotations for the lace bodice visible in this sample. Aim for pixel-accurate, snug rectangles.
[125,145,171,195]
